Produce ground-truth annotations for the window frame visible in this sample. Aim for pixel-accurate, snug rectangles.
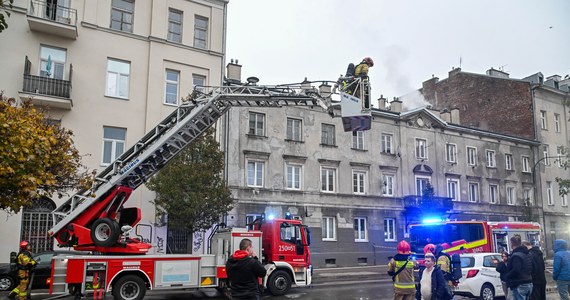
[468,182,479,203]
[384,218,396,241]
[466,146,477,166]
[105,58,131,99]
[415,138,428,159]
[193,15,208,49]
[352,170,367,195]
[506,186,515,205]
[522,156,530,173]
[286,117,302,141]
[110,0,134,33]
[167,8,183,43]
[164,69,180,105]
[39,45,67,79]
[321,124,336,146]
[248,112,265,136]
[415,175,431,196]
[101,126,126,166]
[447,178,460,201]
[322,216,336,241]
[192,74,206,93]
[354,217,368,242]
[547,181,554,205]
[543,145,550,166]
[246,159,264,187]
[352,131,364,150]
[486,150,496,168]
[381,133,393,154]
[285,163,302,190]
[382,174,394,196]
[321,166,337,193]
[540,110,547,130]
[489,184,498,204]
[505,153,513,171]
[446,143,457,163]
[554,113,561,132]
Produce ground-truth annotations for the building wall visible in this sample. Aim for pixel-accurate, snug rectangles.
[0,0,227,261]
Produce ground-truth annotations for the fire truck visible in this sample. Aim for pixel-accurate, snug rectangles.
[408,220,542,256]
[46,66,372,299]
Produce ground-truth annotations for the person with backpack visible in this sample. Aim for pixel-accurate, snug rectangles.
[416,253,452,300]
[388,240,418,300]
[522,240,546,300]
[434,244,457,298]
[503,234,533,300]
[8,241,37,300]
[553,239,570,300]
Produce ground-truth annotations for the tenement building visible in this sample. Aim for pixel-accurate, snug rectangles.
[0,0,228,259]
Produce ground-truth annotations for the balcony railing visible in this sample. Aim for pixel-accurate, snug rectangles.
[403,195,454,212]
[27,0,77,39]
[19,56,73,109]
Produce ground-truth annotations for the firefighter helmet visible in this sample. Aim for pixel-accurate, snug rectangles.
[19,241,29,250]
[363,57,374,67]
[424,243,436,254]
[397,240,411,254]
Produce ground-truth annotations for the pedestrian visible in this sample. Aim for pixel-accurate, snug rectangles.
[388,240,417,300]
[553,239,570,300]
[503,234,534,300]
[434,244,455,297]
[8,241,37,300]
[416,253,452,300]
[496,251,513,300]
[522,240,546,300]
[226,238,267,300]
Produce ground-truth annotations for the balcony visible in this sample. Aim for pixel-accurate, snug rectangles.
[403,195,454,216]
[19,57,73,110]
[27,0,77,39]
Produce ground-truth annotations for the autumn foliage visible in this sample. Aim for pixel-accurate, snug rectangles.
[0,93,91,213]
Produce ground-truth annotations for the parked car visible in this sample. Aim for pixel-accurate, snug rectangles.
[0,250,82,291]
[454,253,505,300]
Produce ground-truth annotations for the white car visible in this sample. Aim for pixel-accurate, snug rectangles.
[454,253,505,300]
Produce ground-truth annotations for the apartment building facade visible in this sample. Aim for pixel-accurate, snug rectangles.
[0,0,228,260]
[220,64,539,267]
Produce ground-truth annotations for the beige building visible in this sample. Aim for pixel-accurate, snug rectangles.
[0,0,228,260]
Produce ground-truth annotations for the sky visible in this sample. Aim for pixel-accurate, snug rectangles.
[226,0,570,109]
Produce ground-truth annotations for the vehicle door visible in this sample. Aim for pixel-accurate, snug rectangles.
[32,252,55,288]
[481,254,504,295]
[278,223,306,267]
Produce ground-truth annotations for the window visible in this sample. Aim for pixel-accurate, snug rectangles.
[246,214,262,230]
[164,69,179,105]
[522,156,530,172]
[102,126,126,165]
[322,217,336,241]
[194,15,208,49]
[540,110,547,130]
[415,138,427,159]
[248,112,265,136]
[543,145,550,166]
[353,170,366,195]
[167,9,183,43]
[110,0,134,32]
[247,160,264,187]
[505,154,513,170]
[382,174,394,196]
[286,163,302,190]
[415,176,431,196]
[486,150,496,168]
[554,114,561,132]
[384,218,396,241]
[354,217,367,242]
[40,45,66,79]
[547,182,554,205]
[506,187,515,205]
[106,59,130,98]
[447,179,459,201]
[321,167,336,192]
[467,147,477,166]
[381,133,393,154]
[446,143,457,163]
[523,188,532,205]
[287,118,302,141]
[321,124,335,146]
[468,182,479,202]
[352,131,364,150]
[563,194,568,207]
[557,146,564,168]
[192,74,206,93]
[489,184,498,204]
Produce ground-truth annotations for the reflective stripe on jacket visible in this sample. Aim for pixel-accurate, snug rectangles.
[388,254,416,294]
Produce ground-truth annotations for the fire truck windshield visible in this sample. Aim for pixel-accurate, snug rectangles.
[409,223,485,253]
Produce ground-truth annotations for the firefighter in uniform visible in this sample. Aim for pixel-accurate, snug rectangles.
[353,57,374,109]
[388,240,417,300]
[9,241,37,300]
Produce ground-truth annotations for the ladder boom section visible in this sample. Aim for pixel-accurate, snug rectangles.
[49,81,335,237]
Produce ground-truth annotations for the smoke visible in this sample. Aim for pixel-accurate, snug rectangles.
[400,90,431,110]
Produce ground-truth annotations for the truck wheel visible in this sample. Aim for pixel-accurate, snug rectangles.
[90,218,120,247]
[112,275,146,300]
[267,270,291,296]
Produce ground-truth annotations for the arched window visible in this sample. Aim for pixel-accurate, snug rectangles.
[20,197,56,253]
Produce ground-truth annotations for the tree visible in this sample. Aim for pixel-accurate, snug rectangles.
[0,0,13,33]
[146,127,233,233]
[0,93,92,213]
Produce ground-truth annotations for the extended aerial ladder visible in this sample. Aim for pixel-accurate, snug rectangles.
[48,76,372,254]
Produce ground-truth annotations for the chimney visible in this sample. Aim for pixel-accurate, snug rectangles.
[390,97,402,113]
[377,95,386,110]
[486,68,509,78]
[440,109,451,122]
[448,67,462,77]
[319,83,332,97]
[226,59,242,83]
[450,108,460,124]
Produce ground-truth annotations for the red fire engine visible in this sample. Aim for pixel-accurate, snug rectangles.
[47,69,371,299]
[408,220,542,256]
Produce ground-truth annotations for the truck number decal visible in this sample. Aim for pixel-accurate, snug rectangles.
[279,244,295,252]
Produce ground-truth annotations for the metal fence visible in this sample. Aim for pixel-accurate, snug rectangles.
[20,198,56,253]
[28,0,77,26]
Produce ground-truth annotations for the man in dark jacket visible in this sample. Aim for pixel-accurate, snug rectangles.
[504,235,533,300]
[522,240,546,300]
[226,238,267,300]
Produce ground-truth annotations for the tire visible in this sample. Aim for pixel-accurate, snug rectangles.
[267,270,292,296]
[112,275,146,300]
[90,218,120,247]
[478,283,495,300]
[0,274,15,291]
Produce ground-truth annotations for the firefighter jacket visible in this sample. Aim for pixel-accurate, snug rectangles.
[387,254,416,294]
[354,62,369,78]
[16,250,36,279]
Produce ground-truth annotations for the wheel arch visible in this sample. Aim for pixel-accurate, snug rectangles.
[109,270,152,292]
[263,262,295,286]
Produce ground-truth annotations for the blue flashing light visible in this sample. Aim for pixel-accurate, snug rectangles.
[503,225,509,229]
[267,214,275,220]
[285,211,292,220]
[422,217,443,224]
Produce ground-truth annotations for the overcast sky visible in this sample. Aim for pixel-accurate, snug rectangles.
[226,0,570,108]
